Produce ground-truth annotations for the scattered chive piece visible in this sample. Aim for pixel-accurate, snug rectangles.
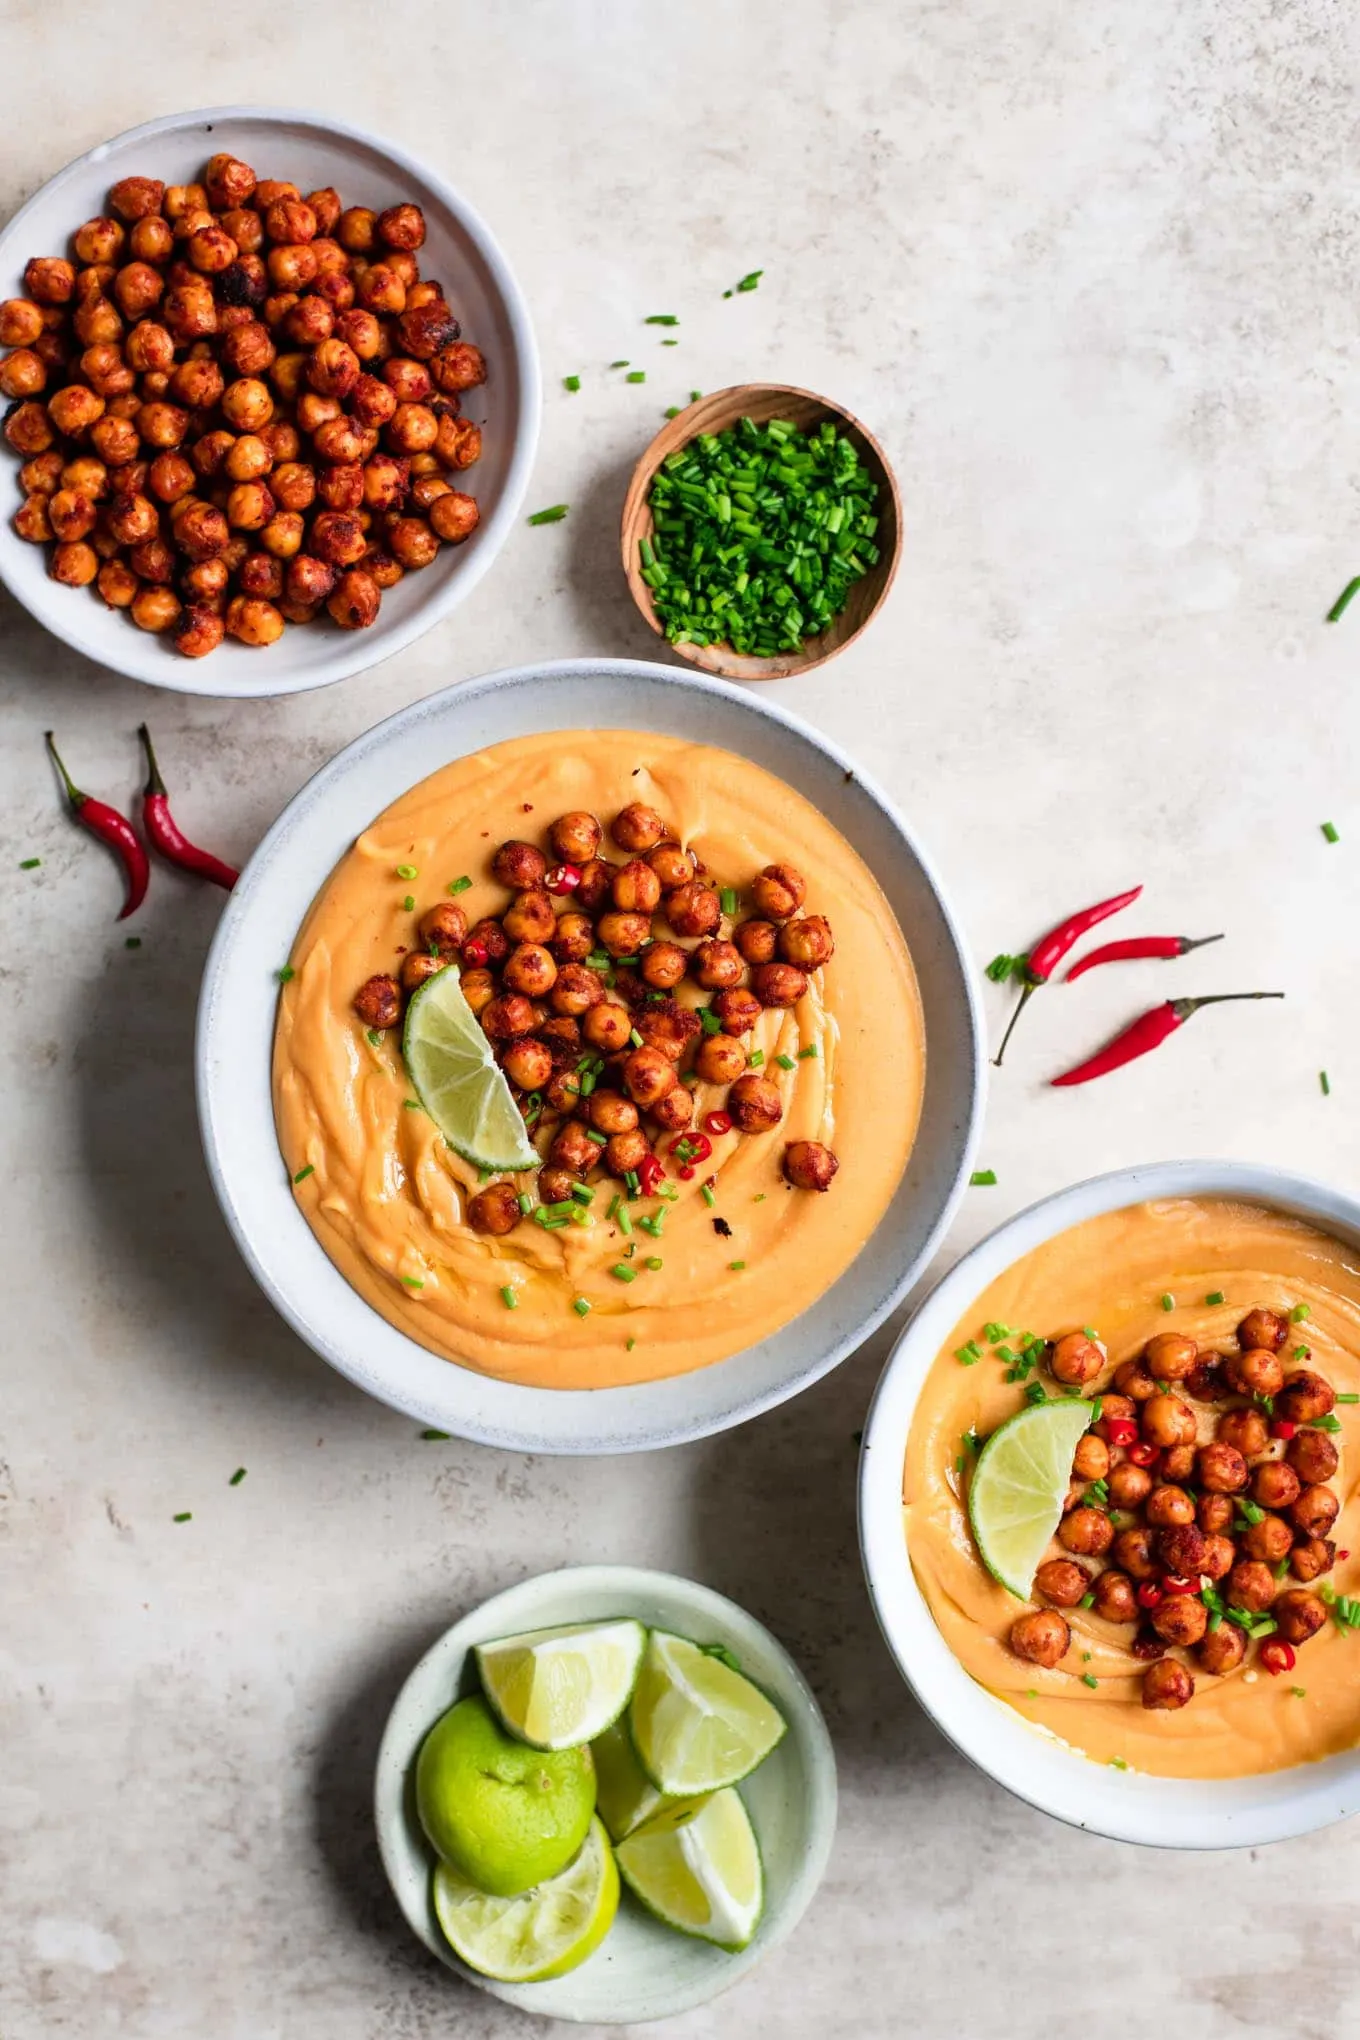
[1161,1293,1175,1311]
[1335,1392,1359,1404]
[19,856,41,869]
[1326,575,1360,621]
[401,1275,425,1289]
[617,1207,633,1237]
[797,1042,819,1059]
[1311,1413,1343,1432]
[1079,1591,1096,1609]
[229,1468,246,1486]
[402,1099,422,1111]
[292,1164,315,1184]
[1321,1071,1331,1095]
[775,1053,796,1071]
[447,875,471,895]
[700,1006,724,1035]
[626,370,646,384]
[527,504,569,525]
[276,965,295,984]
[984,1323,1010,1343]
[661,338,678,346]
[517,1191,534,1214]
[690,391,702,402]
[1109,1757,1129,1771]
[645,315,679,326]
[396,864,417,879]
[611,1263,637,1283]
[700,1183,717,1208]
[1322,821,1340,843]
[125,936,141,948]
[626,1335,637,1350]
[563,374,581,392]
[970,1169,997,1187]
[729,1260,746,1272]
[664,406,681,419]
[420,1427,449,1439]
[749,1049,765,1067]
[1205,1290,1225,1306]
[720,887,738,915]
[586,1128,608,1146]
[365,1029,383,1048]
[735,270,763,292]
[569,1297,591,1320]
[500,1285,518,1310]
[1290,1685,1307,1698]
[955,1341,982,1367]
[985,953,1020,982]
[645,1256,663,1271]
[629,1028,644,1048]
[1292,1303,1311,1323]
[1294,1345,1312,1361]
[1081,1672,1098,1689]
[173,1511,192,1523]
[402,894,415,911]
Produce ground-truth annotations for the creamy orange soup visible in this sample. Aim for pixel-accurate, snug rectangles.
[904,1198,1360,1778]
[274,731,924,1389]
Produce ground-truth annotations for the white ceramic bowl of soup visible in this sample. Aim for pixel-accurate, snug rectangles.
[859,1158,1360,1849]
[196,656,985,1453]
[0,105,539,696]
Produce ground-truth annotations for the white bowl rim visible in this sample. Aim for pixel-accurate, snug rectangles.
[0,102,541,698]
[195,653,985,1455]
[372,1562,838,2024]
[859,1156,1360,1849]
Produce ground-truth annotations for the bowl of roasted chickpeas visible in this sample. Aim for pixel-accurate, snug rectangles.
[860,1158,1360,1849]
[0,107,539,694]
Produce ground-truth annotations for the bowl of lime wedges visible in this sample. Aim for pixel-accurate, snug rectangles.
[375,1565,837,2023]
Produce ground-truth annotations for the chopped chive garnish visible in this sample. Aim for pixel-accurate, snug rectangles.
[1322,821,1340,844]
[645,1256,663,1271]
[664,406,681,419]
[420,1428,449,1439]
[775,1053,796,1071]
[527,504,569,524]
[1291,1685,1307,1698]
[985,953,1020,982]
[563,374,581,392]
[729,1260,746,1271]
[172,1511,192,1522]
[1205,1290,1225,1306]
[701,1183,717,1208]
[500,1285,518,1309]
[645,315,679,326]
[626,1336,637,1350]
[402,1275,425,1289]
[984,1322,1010,1343]
[1311,1413,1343,1431]
[292,1164,315,1184]
[572,1296,591,1317]
[735,270,763,292]
[229,1468,246,1486]
[690,391,702,402]
[720,887,738,915]
[19,856,40,869]
[447,875,471,895]
[1109,1757,1129,1771]
[629,1028,644,1048]
[517,1191,534,1215]
[1326,575,1360,621]
[396,864,418,879]
[610,359,630,368]
[749,1049,765,1067]
[1160,1293,1175,1311]
[610,1263,637,1283]
[402,893,415,911]
[1321,1070,1331,1095]
[1081,1672,1098,1689]
[364,1029,383,1049]
[626,370,646,384]
[1294,1345,1312,1361]
[402,1098,422,1111]
[276,965,295,983]
[969,1169,997,1187]
[1335,1393,1359,1404]
[1079,1591,1096,1609]
[797,1043,819,1059]
[1292,1303,1311,1323]
[700,1006,723,1034]
[125,936,141,948]
[586,1128,608,1146]
[617,1207,633,1237]
[955,1341,982,1366]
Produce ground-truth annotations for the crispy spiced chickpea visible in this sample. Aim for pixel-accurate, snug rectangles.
[166,354,223,410]
[609,802,665,853]
[1141,1393,1196,1450]
[1216,1406,1269,1458]
[1239,1512,1293,1565]
[123,318,174,375]
[782,1140,840,1193]
[1185,1357,1226,1402]
[490,840,547,890]
[163,183,207,224]
[1291,1485,1340,1539]
[750,961,807,1009]
[1094,1393,1136,1440]
[75,217,126,266]
[267,243,319,292]
[381,356,432,405]
[597,910,653,959]
[238,553,283,599]
[414,902,467,957]
[161,283,216,341]
[47,488,97,542]
[1290,1537,1337,1583]
[1197,1533,1234,1581]
[500,889,554,945]
[0,298,43,346]
[1087,1571,1135,1624]
[338,206,378,253]
[332,310,381,364]
[134,400,187,451]
[459,967,496,1017]
[108,176,165,222]
[431,341,486,394]
[751,862,806,921]
[316,463,364,513]
[172,603,225,658]
[1198,1492,1235,1536]
[19,450,62,493]
[305,510,363,568]
[661,880,717,940]
[552,964,606,1017]
[692,1034,745,1087]
[583,1089,636,1138]
[384,401,437,455]
[202,152,256,209]
[129,585,181,632]
[188,426,235,480]
[1009,1610,1069,1668]
[388,516,440,569]
[0,349,46,398]
[1074,1436,1113,1489]
[1225,1347,1285,1399]
[262,197,317,245]
[226,481,274,531]
[14,494,53,542]
[1144,1332,1198,1382]
[1141,1659,1194,1711]
[551,913,595,965]
[1159,1446,1192,1492]
[435,416,482,470]
[46,385,105,439]
[113,261,164,320]
[1193,1440,1247,1495]
[481,995,536,1042]
[428,490,479,544]
[622,1045,677,1110]
[1033,1558,1090,1609]
[1229,1559,1279,1613]
[651,1085,694,1133]
[1287,1428,1339,1484]
[220,434,271,486]
[687,939,741,991]
[374,202,426,252]
[582,1002,633,1057]
[313,417,375,466]
[301,186,340,235]
[466,1182,520,1237]
[1275,1369,1336,1424]
[1107,1461,1152,1511]
[185,224,236,274]
[129,533,176,583]
[269,460,315,513]
[105,492,159,545]
[356,263,406,315]
[706,987,758,1039]
[87,421,138,473]
[128,214,174,263]
[342,381,394,440]
[1251,1461,1301,1511]
[253,180,301,210]
[25,257,76,304]
[1056,1505,1113,1557]
[562,860,608,916]
[1145,1484,1194,1528]
[1112,1356,1157,1403]
[397,298,459,360]
[1274,1589,1328,1646]
[269,349,306,401]
[1111,1525,1158,1580]
[1151,1594,1208,1648]
[75,262,117,302]
[283,555,334,609]
[260,511,304,559]
[221,378,274,433]
[95,557,138,607]
[225,594,284,646]
[360,453,406,512]
[607,858,660,917]
[636,1007,700,1065]
[637,940,686,991]
[172,501,230,561]
[601,1129,650,1178]
[1239,1307,1289,1352]
[728,1074,783,1133]
[500,1037,552,1091]
[1047,1332,1103,1387]
[643,842,693,895]
[78,342,134,399]
[503,944,557,999]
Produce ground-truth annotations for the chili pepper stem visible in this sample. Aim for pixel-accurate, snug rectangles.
[45,730,86,811]
[992,980,1036,1067]
[1172,992,1284,1019]
[1180,933,1226,956]
[138,722,167,797]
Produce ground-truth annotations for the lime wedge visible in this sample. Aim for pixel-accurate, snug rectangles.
[629,1632,786,1796]
[433,1814,618,1982]
[476,1619,647,1751]
[592,1718,672,1841]
[967,1399,1095,1599]
[402,966,538,1173]
[616,1789,763,1951]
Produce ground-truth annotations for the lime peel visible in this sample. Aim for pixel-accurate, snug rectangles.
[475,1619,646,1751]
[629,1630,786,1796]
[402,967,538,1172]
[616,1789,763,1951]
[967,1399,1094,1600]
[433,1814,618,1982]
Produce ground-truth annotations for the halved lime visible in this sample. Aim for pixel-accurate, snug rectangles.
[592,1718,671,1842]
[629,1631,786,1797]
[616,1789,763,1951]
[966,1399,1094,1599]
[433,1814,618,1982]
[476,1619,647,1751]
[402,966,538,1173]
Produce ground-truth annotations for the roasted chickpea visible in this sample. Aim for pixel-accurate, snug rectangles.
[1291,1485,1340,1539]
[1106,1461,1151,1511]
[225,481,273,531]
[602,803,662,855]
[634,845,691,901]
[265,462,314,516]
[1111,1525,1157,1580]
[1197,1492,1234,1536]
[1275,1369,1336,1424]
[1145,1484,1195,1528]
[273,554,330,610]
[46,385,105,439]
[236,552,282,599]
[0,298,44,346]
[1141,1393,1197,1450]
[397,298,459,361]
[260,198,316,246]
[727,1073,782,1133]
[1239,1307,1290,1352]
[172,500,230,562]
[493,1036,551,1094]
[706,988,757,1039]
[497,888,552,945]
[296,186,339,235]
[370,202,424,253]
[422,490,475,544]
[1088,1570,1136,1623]
[258,511,303,559]
[24,257,76,306]
[400,948,445,993]
[111,256,166,325]
[1290,1537,1337,1583]
[689,1035,744,1088]
[1055,1505,1113,1558]
[221,378,274,433]
[314,464,362,515]
[1048,1332,1104,1387]
[750,862,806,921]
[684,939,739,991]
[46,488,97,542]
[313,417,375,466]
[19,452,62,500]
[0,349,46,398]
[1149,1594,1207,1648]
[1199,1533,1235,1582]
[484,840,544,891]
[658,881,716,941]
[1183,1357,1226,1402]
[127,531,174,582]
[582,1003,634,1057]
[127,584,180,633]
[337,206,378,253]
[600,1129,649,1178]
[87,417,137,482]
[1274,1589,1328,1646]
[1215,1406,1268,1458]
[650,1085,694,1134]
[1144,1332,1198,1382]
[435,415,482,470]
[459,967,496,1018]
[376,360,429,409]
[108,176,165,222]
[1287,1427,1339,1484]
[1033,1558,1090,1609]
[1154,1525,1208,1583]
[551,964,606,1017]
[635,940,685,991]
[408,903,465,961]
[782,1140,840,1193]
[170,603,225,659]
[620,1045,675,1110]
[1250,1460,1301,1511]
[91,558,137,608]
[302,511,362,569]
[266,244,318,292]
[355,263,406,315]
[587,909,646,962]
[163,184,208,226]
[466,1182,521,1237]
[1140,1659,1193,1711]
[200,152,255,210]
[1228,1559,1279,1613]
[387,516,440,569]
[575,1087,635,1140]
[636,1007,701,1065]
[225,594,284,646]
[502,944,557,999]
[546,913,591,965]
[1108,1359,1155,1406]
[431,341,487,394]
[104,492,158,546]
[1189,1441,1247,1496]
[750,961,808,1009]
[481,995,536,1043]
[1224,1347,1286,1399]
[123,212,173,264]
[598,857,658,917]
[161,283,216,341]
[379,401,435,457]
[75,217,126,266]
[1239,1511,1294,1565]
[13,494,53,542]
[1009,1610,1069,1668]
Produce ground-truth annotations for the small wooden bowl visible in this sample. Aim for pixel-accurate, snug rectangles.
[620,382,902,683]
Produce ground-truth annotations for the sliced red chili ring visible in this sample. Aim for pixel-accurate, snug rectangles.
[637,1154,666,1196]
[678,1165,696,1181]
[462,937,488,967]
[669,1132,712,1163]
[1136,1581,1164,1609]
[703,1110,733,1136]
[1127,1441,1159,1467]
[1258,1639,1296,1676]
[1103,1417,1138,1447]
[1161,1575,1197,1596]
[1270,1419,1298,1440]
[544,863,583,894]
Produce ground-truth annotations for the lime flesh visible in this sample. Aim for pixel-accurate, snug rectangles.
[629,1632,786,1797]
[415,1695,595,1897]
[966,1398,1095,1599]
[402,967,538,1173]
[476,1619,646,1752]
[616,1789,763,1951]
[433,1814,618,1982]
[591,1718,672,1842]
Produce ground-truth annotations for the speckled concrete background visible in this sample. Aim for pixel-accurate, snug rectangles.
[4,2,1359,2034]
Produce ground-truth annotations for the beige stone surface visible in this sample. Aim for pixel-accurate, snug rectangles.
[3,2,1359,2033]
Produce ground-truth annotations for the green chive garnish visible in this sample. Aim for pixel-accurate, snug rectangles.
[573,1297,591,1317]
[19,856,40,869]
[500,1285,518,1309]
[1321,1070,1331,1095]
[610,359,630,368]
[527,504,569,525]
[775,1053,796,1071]
[749,1049,765,1067]
[1335,1393,1359,1404]
[1160,1293,1175,1311]
[611,1263,637,1283]
[1081,1673,1098,1689]
[1292,1303,1311,1323]
[401,1275,425,1289]
[645,1256,663,1271]
[365,1028,383,1048]
[970,1169,997,1187]
[420,1428,449,1439]
[645,315,679,326]
[798,1043,819,1059]
[617,1207,633,1237]
[125,936,141,948]
[735,270,763,292]
[1205,1290,1225,1306]
[229,1468,246,1486]
[1326,575,1360,621]
[629,1028,644,1048]
[664,406,681,419]
[720,887,738,915]
[626,370,646,384]
[402,1099,422,1112]
[447,875,471,895]
[563,374,581,392]
[396,864,417,879]
[1109,1757,1128,1771]
[292,1164,314,1184]
[729,1260,746,1272]
[401,894,415,911]
[173,1511,192,1522]
[1322,821,1340,843]
[276,965,295,983]
[701,1183,716,1208]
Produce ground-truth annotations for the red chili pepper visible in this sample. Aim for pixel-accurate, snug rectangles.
[1259,1639,1296,1676]
[45,731,148,921]
[138,725,238,891]
[1103,1417,1138,1448]
[993,885,1142,1065]
[544,863,582,895]
[637,1153,667,1197]
[1050,993,1285,1087]
[1161,1575,1197,1597]
[669,1132,712,1164]
[1065,933,1224,983]
[462,937,489,967]
[1127,1441,1159,1468]
[1136,1581,1164,1609]
[703,1110,733,1137]
[1270,1419,1298,1441]
[678,1165,696,1180]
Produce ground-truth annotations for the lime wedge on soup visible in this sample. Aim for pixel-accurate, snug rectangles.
[966,1399,1095,1600]
[476,1618,647,1751]
[402,966,538,1173]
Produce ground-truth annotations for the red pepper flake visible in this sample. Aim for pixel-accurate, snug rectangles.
[545,863,583,895]
[1259,1639,1296,1676]
[1136,1581,1164,1609]
[703,1110,733,1137]
[1340,1550,1351,1561]
[678,1165,696,1180]
[1270,1419,1298,1440]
